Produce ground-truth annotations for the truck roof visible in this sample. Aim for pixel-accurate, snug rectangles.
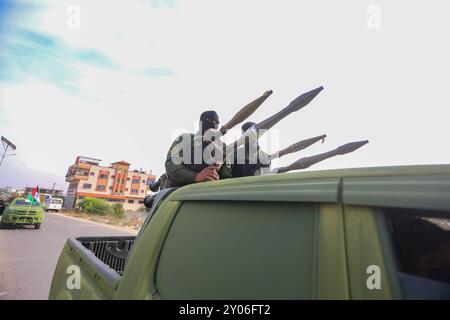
[166,164,450,212]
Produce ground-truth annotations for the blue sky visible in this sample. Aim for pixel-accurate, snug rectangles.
[1,0,180,178]
[0,1,174,93]
[1,0,449,186]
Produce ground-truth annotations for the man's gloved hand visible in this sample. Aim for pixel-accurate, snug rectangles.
[195,166,220,182]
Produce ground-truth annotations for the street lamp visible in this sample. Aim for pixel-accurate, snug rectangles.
[0,136,17,170]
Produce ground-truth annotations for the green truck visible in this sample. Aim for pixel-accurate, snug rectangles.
[0,197,45,229]
[49,165,450,300]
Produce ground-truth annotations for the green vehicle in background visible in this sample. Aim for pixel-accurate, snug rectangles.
[0,197,45,229]
[49,165,450,300]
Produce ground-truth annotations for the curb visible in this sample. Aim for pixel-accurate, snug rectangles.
[49,212,139,234]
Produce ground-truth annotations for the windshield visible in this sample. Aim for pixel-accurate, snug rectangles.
[51,199,63,204]
[13,199,40,206]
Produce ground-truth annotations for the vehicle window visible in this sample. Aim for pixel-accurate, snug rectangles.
[385,208,450,298]
[13,199,39,206]
[51,199,63,204]
[155,201,317,299]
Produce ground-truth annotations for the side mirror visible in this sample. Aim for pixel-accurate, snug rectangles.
[149,179,161,192]
[143,195,156,210]
[0,202,5,215]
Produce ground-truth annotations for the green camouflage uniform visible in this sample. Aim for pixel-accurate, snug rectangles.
[165,132,233,187]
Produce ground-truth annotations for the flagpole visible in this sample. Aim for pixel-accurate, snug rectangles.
[26,185,38,216]
[26,195,32,216]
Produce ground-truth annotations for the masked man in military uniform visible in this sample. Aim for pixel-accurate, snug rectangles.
[231,121,271,177]
[165,111,233,187]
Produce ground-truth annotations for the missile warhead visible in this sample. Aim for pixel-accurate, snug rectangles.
[288,86,324,112]
[335,140,369,155]
[276,139,369,174]
[287,134,327,152]
[264,89,273,96]
[289,134,327,151]
[275,134,327,159]
[255,86,324,132]
[222,86,325,153]
[220,90,273,135]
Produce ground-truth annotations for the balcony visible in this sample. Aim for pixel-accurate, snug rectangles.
[77,162,91,170]
[66,174,89,182]
[65,167,90,182]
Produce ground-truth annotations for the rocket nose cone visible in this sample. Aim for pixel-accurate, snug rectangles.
[337,140,369,154]
[305,86,324,99]
[311,135,325,142]
[290,86,325,110]
[306,85,324,98]
[353,140,370,148]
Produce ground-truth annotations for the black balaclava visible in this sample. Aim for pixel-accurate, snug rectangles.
[232,121,267,177]
[240,121,259,160]
[241,121,258,149]
[199,111,219,135]
[241,121,255,133]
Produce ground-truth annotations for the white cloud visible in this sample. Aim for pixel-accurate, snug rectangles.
[1,0,450,183]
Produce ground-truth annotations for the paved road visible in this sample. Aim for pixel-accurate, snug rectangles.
[0,213,136,300]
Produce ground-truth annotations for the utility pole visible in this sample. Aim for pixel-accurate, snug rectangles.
[0,136,17,170]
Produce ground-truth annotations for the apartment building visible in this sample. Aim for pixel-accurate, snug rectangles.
[65,156,157,211]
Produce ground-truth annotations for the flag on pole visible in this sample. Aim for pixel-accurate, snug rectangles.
[32,185,40,203]
[27,185,40,204]
[26,185,39,215]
